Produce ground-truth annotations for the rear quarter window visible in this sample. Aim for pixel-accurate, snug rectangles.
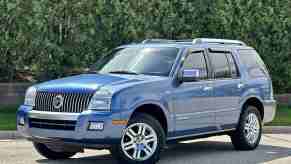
[238,49,268,78]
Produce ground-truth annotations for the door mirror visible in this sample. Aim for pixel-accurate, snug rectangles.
[83,67,90,72]
[178,69,202,82]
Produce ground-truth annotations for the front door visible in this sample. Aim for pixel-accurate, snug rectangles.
[171,49,215,137]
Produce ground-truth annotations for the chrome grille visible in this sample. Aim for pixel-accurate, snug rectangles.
[34,91,93,113]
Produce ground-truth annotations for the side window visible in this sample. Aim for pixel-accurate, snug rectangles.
[183,52,208,79]
[226,53,239,78]
[209,52,232,79]
[238,50,268,78]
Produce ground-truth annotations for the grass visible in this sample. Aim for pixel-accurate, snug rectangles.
[0,104,290,130]
[0,106,18,131]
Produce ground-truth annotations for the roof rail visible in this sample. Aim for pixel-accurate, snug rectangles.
[142,38,246,46]
[192,38,246,46]
[142,39,193,44]
[142,39,174,44]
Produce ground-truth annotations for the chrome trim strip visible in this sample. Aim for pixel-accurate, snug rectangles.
[29,110,80,120]
[176,108,238,118]
[167,128,235,140]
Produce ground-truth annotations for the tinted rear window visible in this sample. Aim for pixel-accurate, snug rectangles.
[209,52,232,79]
[238,49,268,78]
[226,53,239,78]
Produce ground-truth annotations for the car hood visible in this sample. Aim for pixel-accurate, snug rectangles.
[35,74,160,93]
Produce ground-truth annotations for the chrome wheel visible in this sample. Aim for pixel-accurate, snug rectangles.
[121,123,158,161]
[244,113,260,144]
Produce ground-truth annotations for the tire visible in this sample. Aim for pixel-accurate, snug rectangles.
[33,142,76,160]
[110,114,166,164]
[230,105,262,150]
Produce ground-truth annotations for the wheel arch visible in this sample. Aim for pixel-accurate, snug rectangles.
[129,102,169,136]
[240,96,264,120]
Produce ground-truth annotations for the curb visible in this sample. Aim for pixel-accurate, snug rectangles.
[0,131,23,140]
[0,126,290,140]
[263,126,291,134]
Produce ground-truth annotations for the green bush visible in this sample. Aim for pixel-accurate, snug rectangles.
[0,0,290,93]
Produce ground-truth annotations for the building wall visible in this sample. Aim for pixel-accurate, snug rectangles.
[0,83,32,106]
[276,94,291,106]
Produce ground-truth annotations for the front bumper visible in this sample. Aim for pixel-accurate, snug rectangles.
[263,100,277,123]
[17,105,127,147]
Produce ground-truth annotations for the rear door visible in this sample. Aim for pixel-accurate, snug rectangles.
[207,48,242,130]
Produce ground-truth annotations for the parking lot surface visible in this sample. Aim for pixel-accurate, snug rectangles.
[0,134,291,164]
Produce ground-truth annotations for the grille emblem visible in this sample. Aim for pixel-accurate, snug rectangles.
[53,95,64,109]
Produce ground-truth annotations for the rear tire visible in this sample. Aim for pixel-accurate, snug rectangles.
[110,113,166,164]
[33,142,76,160]
[231,106,262,150]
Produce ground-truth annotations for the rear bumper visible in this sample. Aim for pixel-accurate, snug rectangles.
[17,105,127,147]
[263,100,277,123]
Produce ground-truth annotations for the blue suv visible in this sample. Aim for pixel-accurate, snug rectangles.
[17,38,276,164]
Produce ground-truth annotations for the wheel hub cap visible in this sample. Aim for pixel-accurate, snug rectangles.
[244,113,260,144]
[121,123,158,161]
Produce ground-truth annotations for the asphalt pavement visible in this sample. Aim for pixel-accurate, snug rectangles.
[0,134,291,164]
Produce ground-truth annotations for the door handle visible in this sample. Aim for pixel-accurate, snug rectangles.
[203,86,213,91]
[238,83,245,89]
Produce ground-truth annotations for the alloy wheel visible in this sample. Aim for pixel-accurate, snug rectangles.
[244,113,260,144]
[121,123,158,161]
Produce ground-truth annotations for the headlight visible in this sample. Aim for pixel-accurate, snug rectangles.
[24,87,37,106]
[88,88,112,111]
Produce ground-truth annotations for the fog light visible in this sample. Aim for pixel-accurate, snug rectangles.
[19,117,25,126]
[88,122,104,131]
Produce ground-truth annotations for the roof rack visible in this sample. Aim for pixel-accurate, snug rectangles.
[142,39,174,44]
[142,39,192,44]
[142,38,246,46]
[192,38,246,46]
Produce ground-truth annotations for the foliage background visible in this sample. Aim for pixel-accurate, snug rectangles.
[0,0,291,93]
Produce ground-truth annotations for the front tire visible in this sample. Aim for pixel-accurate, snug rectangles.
[110,114,166,164]
[33,142,76,160]
[231,106,262,150]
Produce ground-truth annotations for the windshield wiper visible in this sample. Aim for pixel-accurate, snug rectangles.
[109,70,139,75]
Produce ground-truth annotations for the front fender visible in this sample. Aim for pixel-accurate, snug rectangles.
[120,99,173,133]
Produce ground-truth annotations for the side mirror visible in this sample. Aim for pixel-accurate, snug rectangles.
[178,69,202,82]
[83,68,90,72]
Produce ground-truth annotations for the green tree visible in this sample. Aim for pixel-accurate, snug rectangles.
[0,0,290,93]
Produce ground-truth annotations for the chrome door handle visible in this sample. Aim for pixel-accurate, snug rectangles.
[238,83,245,89]
[203,86,213,91]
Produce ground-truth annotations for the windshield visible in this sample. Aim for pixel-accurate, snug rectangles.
[94,47,179,76]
